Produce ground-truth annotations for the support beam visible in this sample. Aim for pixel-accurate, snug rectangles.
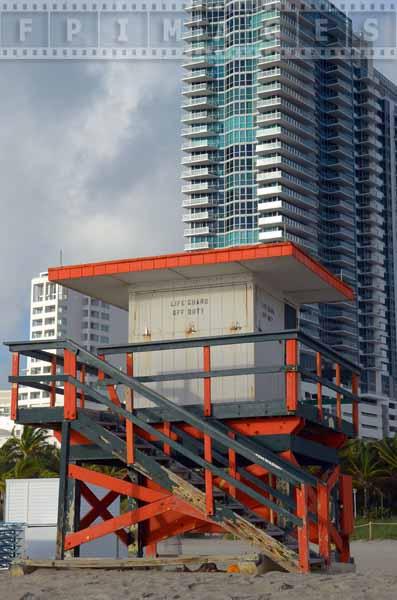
[56,421,71,559]
[317,483,330,567]
[79,482,129,546]
[64,350,77,420]
[68,464,168,503]
[296,484,310,573]
[285,340,299,411]
[10,352,20,421]
[65,496,178,550]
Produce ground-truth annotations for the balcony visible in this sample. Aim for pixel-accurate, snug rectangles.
[181,167,217,180]
[181,153,216,166]
[181,182,217,194]
[182,210,213,222]
[182,69,214,84]
[181,111,217,125]
[182,97,217,111]
[184,241,210,250]
[182,138,218,152]
[184,226,212,236]
[182,196,215,208]
[182,82,215,97]
[181,125,217,138]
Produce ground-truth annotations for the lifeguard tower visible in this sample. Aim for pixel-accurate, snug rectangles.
[6,242,359,573]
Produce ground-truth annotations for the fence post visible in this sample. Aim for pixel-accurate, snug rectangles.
[203,345,214,516]
[10,352,20,421]
[285,339,299,411]
[369,521,373,541]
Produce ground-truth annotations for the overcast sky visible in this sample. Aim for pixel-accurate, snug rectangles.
[0,18,396,386]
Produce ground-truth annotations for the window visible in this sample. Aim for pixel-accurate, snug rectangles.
[100,336,109,343]
[32,319,42,327]
[43,366,51,374]
[30,392,40,399]
[44,329,55,337]
[45,305,55,313]
[32,331,42,339]
[91,299,99,306]
[45,317,55,325]
[91,310,99,318]
[32,307,43,315]
[30,367,41,375]
[91,322,99,330]
[101,312,110,320]
[46,282,56,300]
[33,283,44,302]
[90,334,99,342]
[83,298,89,305]
[101,324,109,332]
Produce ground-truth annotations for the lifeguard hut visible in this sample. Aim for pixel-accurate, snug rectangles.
[6,242,359,573]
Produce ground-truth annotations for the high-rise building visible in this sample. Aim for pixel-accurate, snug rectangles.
[18,272,128,409]
[181,1,397,438]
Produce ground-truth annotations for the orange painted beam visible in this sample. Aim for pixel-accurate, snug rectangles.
[317,483,330,567]
[48,242,354,301]
[68,464,168,503]
[10,352,20,421]
[296,484,310,573]
[65,496,177,550]
[79,482,129,546]
[64,349,77,420]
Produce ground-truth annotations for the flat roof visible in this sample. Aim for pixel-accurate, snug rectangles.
[48,242,354,310]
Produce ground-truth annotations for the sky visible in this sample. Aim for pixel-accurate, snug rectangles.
[0,60,183,385]
[0,5,396,387]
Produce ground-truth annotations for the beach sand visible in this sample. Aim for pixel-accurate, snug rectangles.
[0,539,396,600]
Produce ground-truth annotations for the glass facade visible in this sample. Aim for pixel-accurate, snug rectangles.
[182,0,397,436]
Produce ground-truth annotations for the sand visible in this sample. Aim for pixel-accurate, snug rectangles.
[0,540,396,600]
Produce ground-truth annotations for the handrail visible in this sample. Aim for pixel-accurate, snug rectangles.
[96,329,360,374]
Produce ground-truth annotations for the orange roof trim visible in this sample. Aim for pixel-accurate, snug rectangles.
[48,242,354,301]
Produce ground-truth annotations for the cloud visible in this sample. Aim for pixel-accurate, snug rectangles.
[0,60,183,385]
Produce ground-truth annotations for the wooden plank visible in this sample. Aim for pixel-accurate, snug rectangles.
[11,553,261,574]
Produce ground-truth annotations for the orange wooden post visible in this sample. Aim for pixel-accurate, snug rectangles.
[10,352,20,421]
[335,363,342,428]
[126,353,135,465]
[316,352,323,420]
[203,345,214,516]
[50,355,57,407]
[317,482,331,567]
[79,365,86,409]
[339,474,354,562]
[64,349,77,420]
[228,430,237,498]
[352,373,359,435]
[98,353,105,382]
[285,339,299,411]
[270,474,277,525]
[296,484,310,573]
[163,421,171,456]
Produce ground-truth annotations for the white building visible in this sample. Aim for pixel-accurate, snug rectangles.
[0,389,23,446]
[19,272,128,408]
